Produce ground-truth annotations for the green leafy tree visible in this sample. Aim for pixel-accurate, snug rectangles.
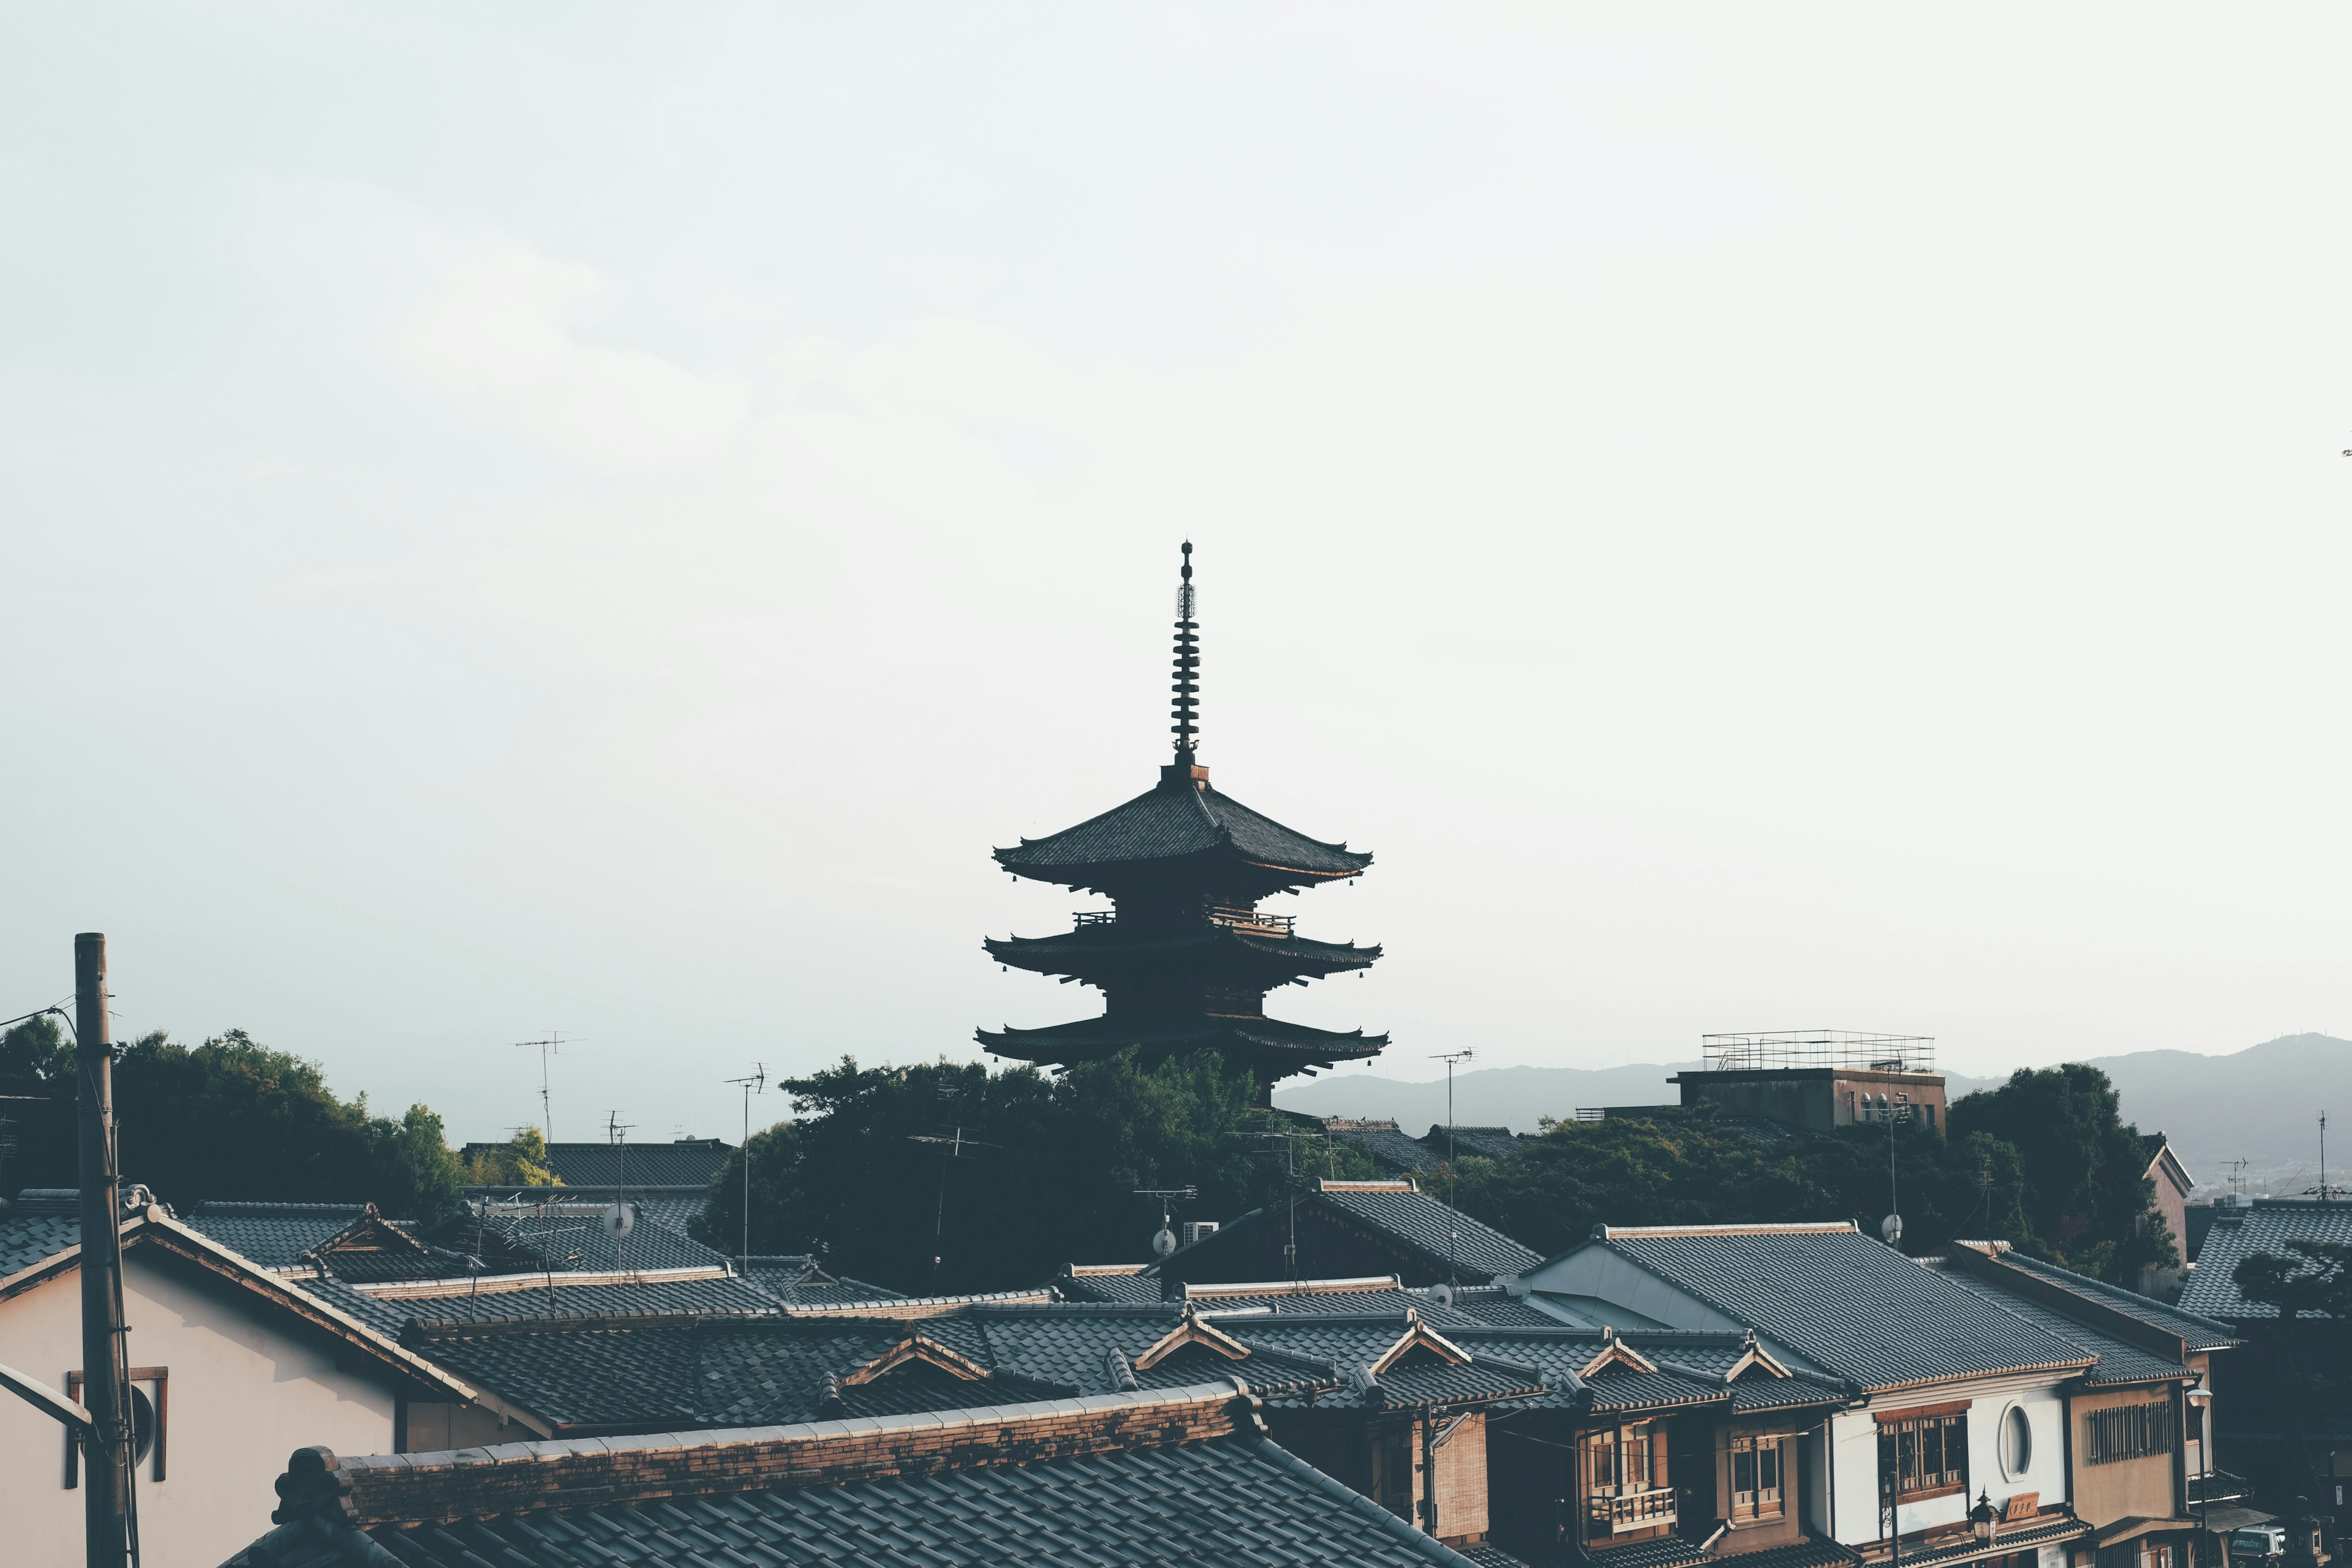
[0,1014,72,1085]
[373,1104,467,1223]
[693,1050,1373,1294]
[1948,1065,2176,1283]
[462,1126,560,1188]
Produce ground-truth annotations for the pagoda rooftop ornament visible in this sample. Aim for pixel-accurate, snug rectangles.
[979,542,1388,1096]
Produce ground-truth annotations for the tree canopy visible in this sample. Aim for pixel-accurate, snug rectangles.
[0,1022,467,1222]
[692,1050,1377,1294]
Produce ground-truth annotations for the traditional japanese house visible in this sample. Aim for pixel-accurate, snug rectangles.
[980,543,1387,1098]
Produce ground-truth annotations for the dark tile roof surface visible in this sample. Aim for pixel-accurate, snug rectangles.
[1330,1121,1444,1172]
[1315,1185,1541,1280]
[1926,1265,2193,1387]
[1585,1534,1716,1568]
[432,1204,731,1276]
[533,1139,733,1188]
[180,1202,371,1270]
[2174,1202,2352,1321]
[995,778,1373,880]
[1984,1250,2237,1349]
[987,924,1378,971]
[255,1431,1476,1568]
[1055,1266,1165,1303]
[0,1212,80,1278]
[1597,1226,2097,1390]
[1425,1287,1565,1326]
[1713,1538,1867,1568]
[744,1255,905,1306]
[980,1011,1389,1065]
[301,1271,785,1339]
[1193,1284,1479,1321]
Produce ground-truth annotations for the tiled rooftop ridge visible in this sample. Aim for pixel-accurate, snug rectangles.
[1186,1274,1402,1298]
[355,1264,731,1300]
[1319,1178,1417,1193]
[270,1381,1265,1530]
[1595,1221,1858,1239]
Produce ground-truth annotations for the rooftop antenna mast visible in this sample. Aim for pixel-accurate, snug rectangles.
[513,1033,570,1144]
[1430,1050,1474,1285]
[910,1120,997,1292]
[1171,541,1200,766]
[604,1112,635,1275]
[1136,1186,1199,1260]
[723,1065,766,1273]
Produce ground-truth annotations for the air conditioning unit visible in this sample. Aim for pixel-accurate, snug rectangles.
[1182,1221,1219,1248]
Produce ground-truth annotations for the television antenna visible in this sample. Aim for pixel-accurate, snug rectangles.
[910,1124,997,1291]
[2220,1158,2250,1199]
[1240,1116,1331,1280]
[723,1065,766,1271]
[1430,1050,1475,1284]
[1135,1186,1199,1259]
[513,1033,573,1144]
[603,1113,636,1268]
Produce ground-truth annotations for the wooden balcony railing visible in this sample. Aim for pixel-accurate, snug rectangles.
[1588,1487,1677,1532]
[1066,908,1299,938]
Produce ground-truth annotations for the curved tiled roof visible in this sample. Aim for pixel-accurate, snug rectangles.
[1596,1224,2096,1392]
[1927,1266,2193,1387]
[1314,1184,1541,1279]
[986,924,1379,973]
[979,1011,1389,1065]
[996,778,1372,883]
[1985,1250,2235,1349]
[181,1202,371,1270]
[2179,1200,2352,1320]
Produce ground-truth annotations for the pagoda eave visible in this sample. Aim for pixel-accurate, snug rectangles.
[976,1013,1388,1074]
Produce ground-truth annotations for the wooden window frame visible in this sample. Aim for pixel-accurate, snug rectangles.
[2084,1399,2175,1466]
[63,1368,168,1488]
[1732,1434,1787,1521]
[1876,1409,1968,1505]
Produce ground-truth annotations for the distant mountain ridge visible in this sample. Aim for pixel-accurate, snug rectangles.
[1274,1034,2352,1193]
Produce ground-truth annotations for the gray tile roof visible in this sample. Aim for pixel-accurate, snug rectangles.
[236,1428,1479,1568]
[1592,1225,2097,1392]
[1702,1539,1865,1568]
[1314,1184,1541,1280]
[744,1254,907,1306]
[1326,1121,1442,1173]
[460,1139,733,1188]
[0,1212,79,1279]
[2177,1200,2352,1321]
[1420,1286,1564,1326]
[432,1204,731,1276]
[1982,1249,2238,1349]
[298,1271,785,1339]
[1585,1535,1716,1568]
[180,1202,371,1270]
[1926,1264,2195,1387]
[995,778,1373,881]
[1055,1265,1166,1303]
[980,1011,1390,1065]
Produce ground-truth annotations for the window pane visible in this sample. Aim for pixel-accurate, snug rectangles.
[1922,1423,1942,1478]
[1736,1450,1756,1493]
[1760,1444,1781,1490]
[1899,1430,1920,1488]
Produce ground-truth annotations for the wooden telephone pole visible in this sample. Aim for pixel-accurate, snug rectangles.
[75,932,134,1568]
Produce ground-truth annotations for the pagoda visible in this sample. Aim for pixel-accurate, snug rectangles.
[979,543,1387,1098]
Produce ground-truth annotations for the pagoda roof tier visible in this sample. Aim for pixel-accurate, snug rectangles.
[994,772,1371,892]
[977,1012,1389,1072]
[984,922,1379,982]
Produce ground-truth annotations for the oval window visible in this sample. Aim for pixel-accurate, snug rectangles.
[2000,1404,2032,1477]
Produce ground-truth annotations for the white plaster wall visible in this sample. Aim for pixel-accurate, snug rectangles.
[1826,1384,2069,1546]
[0,1251,398,1568]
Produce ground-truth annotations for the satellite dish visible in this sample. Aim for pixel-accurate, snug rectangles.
[1430,1281,1456,1308]
[1152,1226,1178,1258]
[1881,1213,1904,1245]
[604,1204,636,1240]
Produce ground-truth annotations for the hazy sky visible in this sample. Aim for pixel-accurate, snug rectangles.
[5,7,2350,1144]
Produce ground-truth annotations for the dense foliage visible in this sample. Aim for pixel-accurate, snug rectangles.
[1446,1063,2170,1283]
[0,1017,469,1221]
[692,1050,1376,1294]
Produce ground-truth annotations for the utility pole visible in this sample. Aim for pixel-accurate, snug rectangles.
[75,933,132,1568]
[724,1065,765,1272]
[1431,1050,1474,1285]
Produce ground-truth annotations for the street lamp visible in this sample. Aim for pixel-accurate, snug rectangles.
[1970,1491,2000,1548]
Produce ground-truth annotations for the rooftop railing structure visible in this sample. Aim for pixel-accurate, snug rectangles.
[1701,1031,1936,1074]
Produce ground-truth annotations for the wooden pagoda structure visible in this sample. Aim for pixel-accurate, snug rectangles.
[979,543,1387,1096]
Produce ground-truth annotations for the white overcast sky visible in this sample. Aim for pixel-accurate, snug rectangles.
[4,7,2350,1143]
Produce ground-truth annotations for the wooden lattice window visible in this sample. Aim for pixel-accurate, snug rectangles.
[1877,1408,1968,1503]
[2084,1400,2174,1466]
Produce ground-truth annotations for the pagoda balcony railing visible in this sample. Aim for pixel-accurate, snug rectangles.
[1588,1486,1676,1532]
[1068,908,1298,939]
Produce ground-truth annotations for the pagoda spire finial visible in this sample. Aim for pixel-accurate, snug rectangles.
[1171,541,1200,765]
